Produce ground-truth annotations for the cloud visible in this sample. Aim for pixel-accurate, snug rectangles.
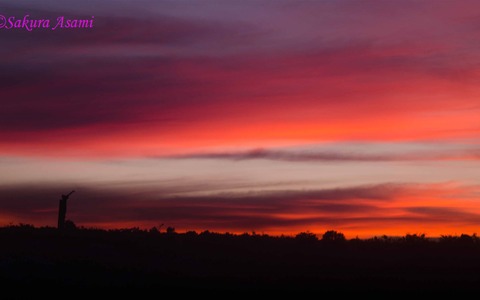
[169,147,480,162]
[0,2,262,136]
[405,206,480,223]
[1,0,480,155]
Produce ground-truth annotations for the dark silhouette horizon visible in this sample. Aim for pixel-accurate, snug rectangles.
[1,224,480,292]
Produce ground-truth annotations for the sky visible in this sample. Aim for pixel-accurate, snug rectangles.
[1,0,480,237]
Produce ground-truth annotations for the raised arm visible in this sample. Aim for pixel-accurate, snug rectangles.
[62,190,75,200]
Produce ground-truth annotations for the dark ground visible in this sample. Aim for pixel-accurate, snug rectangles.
[1,225,480,294]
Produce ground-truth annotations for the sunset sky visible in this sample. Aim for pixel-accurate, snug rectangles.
[1,0,480,237]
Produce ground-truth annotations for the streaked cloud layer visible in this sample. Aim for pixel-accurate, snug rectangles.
[1,181,480,237]
[0,0,479,236]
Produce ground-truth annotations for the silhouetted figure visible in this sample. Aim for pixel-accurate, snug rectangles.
[58,190,74,230]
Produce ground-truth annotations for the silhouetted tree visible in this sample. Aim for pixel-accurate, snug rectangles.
[166,226,176,234]
[321,230,346,242]
[295,231,318,243]
[200,230,211,237]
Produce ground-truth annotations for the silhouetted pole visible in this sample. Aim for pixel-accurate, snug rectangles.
[58,190,75,230]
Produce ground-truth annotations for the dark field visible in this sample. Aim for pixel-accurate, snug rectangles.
[2,225,480,293]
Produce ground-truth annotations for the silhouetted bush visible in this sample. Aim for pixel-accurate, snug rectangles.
[459,234,474,243]
[64,220,77,231]
[404,233,427,244]
[149,226,160,235]
[185,231,198,238]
